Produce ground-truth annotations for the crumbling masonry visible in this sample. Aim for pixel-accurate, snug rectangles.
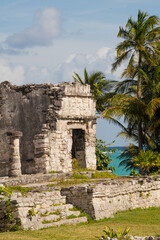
[0,81,97,177]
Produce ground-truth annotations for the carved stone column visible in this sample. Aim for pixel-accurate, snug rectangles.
[33,124,50,174]
[7,131,23,177]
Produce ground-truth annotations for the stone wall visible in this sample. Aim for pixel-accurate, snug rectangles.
[0,188,87,231]
[0,82,52,175]
[1,176,160,231]
[0,81,96,176]
[61,176,160,220]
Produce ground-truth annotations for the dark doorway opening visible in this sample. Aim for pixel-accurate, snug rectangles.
[72,129,86,168]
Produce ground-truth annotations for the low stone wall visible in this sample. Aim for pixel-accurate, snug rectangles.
[0,171,103,187]
[61,176,160,219]
[1,175,160,231]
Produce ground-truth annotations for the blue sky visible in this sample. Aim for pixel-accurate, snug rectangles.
[0,0,159,146]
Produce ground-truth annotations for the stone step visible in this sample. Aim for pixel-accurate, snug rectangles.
[36,203,81,219]
[33,190,63,198]
[41,216,87,228]
[36,203,72,213]
[34,196,66,207]
[41,214,60,222]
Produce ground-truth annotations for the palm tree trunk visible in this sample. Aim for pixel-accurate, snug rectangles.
[138,122,143,151]
[137,51,143,152]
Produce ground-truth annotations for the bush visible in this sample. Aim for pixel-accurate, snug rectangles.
[99,226,130,240]
[133,150,160,175]
[96,139,115,171]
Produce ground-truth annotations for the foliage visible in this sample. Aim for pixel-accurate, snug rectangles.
[0,186,22,232]
[0,185,33,198]
[118,145,139,171]
[130,170,140,176]
[27,208,36,217]
[110,10,160,151]
[100,226,130,240]
[96,139,115,171]
[72,68,114,113]
[133,150,160,175]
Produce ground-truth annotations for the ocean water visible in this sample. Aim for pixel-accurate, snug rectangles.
[108,147,131,176]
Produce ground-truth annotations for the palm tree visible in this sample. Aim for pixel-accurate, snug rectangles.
[102,93,160,149]
[72,68,114,113]
[112,10,160,151]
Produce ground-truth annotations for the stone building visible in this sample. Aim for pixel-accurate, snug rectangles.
[0,81,97,177]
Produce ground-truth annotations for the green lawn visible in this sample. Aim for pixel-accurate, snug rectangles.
[1,207,160,240]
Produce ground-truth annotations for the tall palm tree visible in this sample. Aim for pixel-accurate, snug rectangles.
[112,10,160,151]
[72,68,114,113]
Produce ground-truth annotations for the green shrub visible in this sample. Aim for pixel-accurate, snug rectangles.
[100,226,130,240]
[28,208,36,217]
[130,170,140,176]
[133,150,160,175]
[96,139,115,171]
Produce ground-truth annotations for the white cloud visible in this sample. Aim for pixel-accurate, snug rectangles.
[25,66,51,84]
[0,46,125,86]
[54,47,125,82]
[0,60,24,85]
[5,7,61,49]
[0,59,54,85]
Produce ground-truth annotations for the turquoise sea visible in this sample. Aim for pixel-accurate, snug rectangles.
[108,147,131,176]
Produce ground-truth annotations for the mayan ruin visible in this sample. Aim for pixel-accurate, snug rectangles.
[0,81,97,177]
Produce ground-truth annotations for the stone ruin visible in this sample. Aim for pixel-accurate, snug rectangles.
[0,81,97,177]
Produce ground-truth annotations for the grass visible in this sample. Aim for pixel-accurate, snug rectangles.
[92,171,118,179]
[0,185,33,197]
[1,207,160,239]
[72,158,94,172]
[48,171,58,174]
[70,172,90,179]
[66,214,77,219]
[47,178,92,187]
[47,171,118,188]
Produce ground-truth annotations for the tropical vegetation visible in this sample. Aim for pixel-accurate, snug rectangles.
[96,139,115,171]
[111,10,160,151]
[102,10,160,173]
[72,67,114,113]
[73,10,160,174]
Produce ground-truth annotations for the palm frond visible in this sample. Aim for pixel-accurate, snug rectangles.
[72,72,84,84]
[146,98,160,118]
[112,49,132,72]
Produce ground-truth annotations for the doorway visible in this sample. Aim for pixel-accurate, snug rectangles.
[72,129,86,168]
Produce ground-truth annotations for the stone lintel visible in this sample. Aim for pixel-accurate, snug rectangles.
[64,94,93,98]
[59,117,97,121]
[7,131,23,138]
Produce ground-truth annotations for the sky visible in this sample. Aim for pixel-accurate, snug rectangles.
[0,0,160,146]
